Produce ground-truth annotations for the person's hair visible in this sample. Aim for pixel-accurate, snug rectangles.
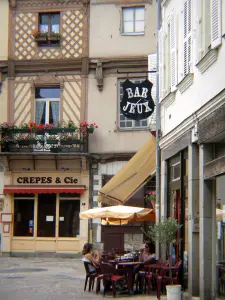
[82,242,93,255]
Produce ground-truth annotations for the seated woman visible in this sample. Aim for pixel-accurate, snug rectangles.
[139,243,156,264]
[82,242,100,273]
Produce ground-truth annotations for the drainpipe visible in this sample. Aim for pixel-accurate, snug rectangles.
[155,0,162,258]
[88,156,93,243]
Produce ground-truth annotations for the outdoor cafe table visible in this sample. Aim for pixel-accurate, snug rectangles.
[116,261,143,294]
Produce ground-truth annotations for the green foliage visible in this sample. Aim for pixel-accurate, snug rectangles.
[146,218,182,251]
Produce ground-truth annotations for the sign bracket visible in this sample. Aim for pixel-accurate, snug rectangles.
[117,70,156,74]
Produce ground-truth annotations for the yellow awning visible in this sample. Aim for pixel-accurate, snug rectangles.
[97,136,156,205]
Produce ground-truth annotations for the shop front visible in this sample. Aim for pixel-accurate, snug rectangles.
[1,171,89,256]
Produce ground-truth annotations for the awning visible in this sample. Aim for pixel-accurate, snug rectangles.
[97,136,156,205]
[3,185,86,194]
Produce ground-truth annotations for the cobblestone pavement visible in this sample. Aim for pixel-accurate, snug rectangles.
[0,257,160,300]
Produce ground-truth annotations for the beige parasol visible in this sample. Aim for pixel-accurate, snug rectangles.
[79,205,155,224]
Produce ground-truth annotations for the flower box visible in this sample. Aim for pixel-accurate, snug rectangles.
[34,37,47,42]
[48,37,60,41]
[18,140,37,146]
[48,128,75,134]
[61,140,81,145]
[8,128,31,134]
[46,139,58,145]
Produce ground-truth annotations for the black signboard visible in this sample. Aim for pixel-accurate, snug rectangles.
[120,79,155,121]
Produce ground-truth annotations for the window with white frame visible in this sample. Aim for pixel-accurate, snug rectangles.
[118,78,148,129]
[35,87,60,124]
[122,7,145,34]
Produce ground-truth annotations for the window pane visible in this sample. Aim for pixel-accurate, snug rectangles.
[49,102,60,124]
[59,200,80,237]
[39,14,48,33]
[36,101,46,124]
[51,14,60,33]
[135,7,144,21]
[135,21,144,32]
[35,88,60,99]
[37,194,56,237]
[124,21,134,33]
[14,199,34,237]
[123,8,134,21]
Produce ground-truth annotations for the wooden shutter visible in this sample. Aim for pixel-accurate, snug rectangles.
[170,11,177,91]
[158,28,164,100]
[183,0,192,77]
[211,0,222,48]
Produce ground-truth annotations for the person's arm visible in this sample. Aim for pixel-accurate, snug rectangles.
[86,252,100,266]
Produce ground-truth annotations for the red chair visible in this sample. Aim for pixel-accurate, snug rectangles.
[101,262,129,298]
[156,260,182,299]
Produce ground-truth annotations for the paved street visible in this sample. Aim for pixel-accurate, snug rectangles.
[0,257,160,300]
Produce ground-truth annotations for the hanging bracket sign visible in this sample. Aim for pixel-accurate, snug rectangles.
[120,79,155,121]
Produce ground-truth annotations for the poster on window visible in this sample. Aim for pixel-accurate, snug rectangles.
[120,79,155,121]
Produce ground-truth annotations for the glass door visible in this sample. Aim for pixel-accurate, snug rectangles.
[37,194,56,237]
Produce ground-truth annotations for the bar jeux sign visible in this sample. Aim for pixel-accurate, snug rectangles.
[120,79,155,120]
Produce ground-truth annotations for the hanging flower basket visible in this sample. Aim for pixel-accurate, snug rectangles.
[87,127,94,134]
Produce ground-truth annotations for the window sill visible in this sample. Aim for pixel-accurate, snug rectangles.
[121,32,145,36]
[116,127,149,132]
[196,48,219,74]
[177,73,194,94]
[161,91,176,108]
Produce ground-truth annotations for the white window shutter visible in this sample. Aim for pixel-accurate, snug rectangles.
[148,54,156,125]
[183,0,192,77]
[148,53,156,101]
[158,28,164,100]
[211,0,222,48]
[170,11,177,91]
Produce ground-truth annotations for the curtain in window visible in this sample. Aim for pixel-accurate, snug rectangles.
[36,102,46,124]
[49,102,59,124]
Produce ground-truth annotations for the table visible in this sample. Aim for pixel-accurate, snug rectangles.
[117,261,143,294]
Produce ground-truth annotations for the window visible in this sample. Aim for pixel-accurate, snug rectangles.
[38,13,60,47]
[14,196,34,237]
[172,163,180,181]
[59,198,80,237]
[122,7,144,34]
[35,87,60,124]
[118,78,148,129]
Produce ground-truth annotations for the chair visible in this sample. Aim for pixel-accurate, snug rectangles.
[155,260,181,299]
[83,261,98,292]
[101,262,128,297]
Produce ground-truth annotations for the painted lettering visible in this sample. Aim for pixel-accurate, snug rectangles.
[123,102,130,112]
[126,88,133,98]
[141,88,148,98]
[41,177,47,183]
[17,177,23,184]
[134,87,141,97]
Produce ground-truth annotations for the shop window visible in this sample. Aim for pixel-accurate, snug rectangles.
[118,78,148,129]
[59,199,80,237]
[35,87,60,124]
[38,13,60,47]
[122,7,145,35]
[14,198,34,237]
[37,194,56,237]
[171,163,180,181]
